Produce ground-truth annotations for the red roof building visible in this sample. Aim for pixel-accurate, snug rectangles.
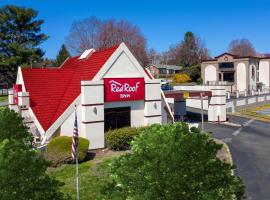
[10,43,173,149]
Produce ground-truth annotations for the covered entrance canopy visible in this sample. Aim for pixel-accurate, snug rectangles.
[163,90,212,99]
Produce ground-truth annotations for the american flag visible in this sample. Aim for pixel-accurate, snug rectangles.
[72,111,79,160]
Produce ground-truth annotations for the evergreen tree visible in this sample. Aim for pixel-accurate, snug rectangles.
[55,44,70,66]
[0,108,69,200]
[0,5,48,86]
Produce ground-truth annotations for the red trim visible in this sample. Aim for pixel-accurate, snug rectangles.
[81,84,103,87]
[214,52,237,59]
[145,99,161,102]
[82,103,104,106]
[82,120,104,124]
[211,95,226,97]
[164,90,212,99]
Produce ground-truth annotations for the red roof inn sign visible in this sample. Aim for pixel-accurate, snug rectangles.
[104,78,145,102]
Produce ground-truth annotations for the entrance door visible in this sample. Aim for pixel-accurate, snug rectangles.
[104,107,131,132]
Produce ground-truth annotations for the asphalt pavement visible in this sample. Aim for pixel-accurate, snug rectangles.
[203,115,270,200]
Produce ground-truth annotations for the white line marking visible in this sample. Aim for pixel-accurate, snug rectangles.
[232,119,254,136]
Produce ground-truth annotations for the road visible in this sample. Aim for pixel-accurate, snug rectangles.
[0,102,8,107]
[203,115,270,200]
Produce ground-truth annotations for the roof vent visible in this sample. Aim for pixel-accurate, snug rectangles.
[78,48,96,60]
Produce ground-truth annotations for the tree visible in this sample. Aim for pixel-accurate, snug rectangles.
[55,44,70,66]
[165,32,210,67]
[0,108,33,146]
[228,39,256,57]
[0,108,69,199]
[66,17,148,66]
[103,123,245,200]
[0,139,69,200]
[172,73,191,83]
[0,5,48,86]
[182,64,201,83]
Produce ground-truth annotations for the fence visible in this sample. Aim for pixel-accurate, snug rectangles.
[0,83,8,96]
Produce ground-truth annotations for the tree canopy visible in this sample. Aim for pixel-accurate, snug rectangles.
[163,31,210,67]
[103,123,245,200]
[0,108,33,146]
[66,17,148,66]
[0,5,48,85]
[0,108,68,200]
[55,44,70,67]
[228,39,256,57]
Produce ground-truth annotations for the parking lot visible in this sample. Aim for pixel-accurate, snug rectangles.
[204,115,270,200]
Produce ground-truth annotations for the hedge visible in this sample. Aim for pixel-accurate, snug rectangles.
[44,136,89,167]
[106,127,142,151]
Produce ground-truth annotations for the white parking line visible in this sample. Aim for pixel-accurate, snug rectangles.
[232,119,254,136]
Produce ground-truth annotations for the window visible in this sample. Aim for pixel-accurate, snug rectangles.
[223,72,234,82]
[219,62,234,69]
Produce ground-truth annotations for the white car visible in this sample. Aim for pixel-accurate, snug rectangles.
[160,79,168,85]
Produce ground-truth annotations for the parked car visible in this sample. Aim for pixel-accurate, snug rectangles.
[160,79,168,85]
[161,83,173,91]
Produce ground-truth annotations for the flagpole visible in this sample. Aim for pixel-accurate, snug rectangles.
[75,105,80,200]
[76,141,80,200]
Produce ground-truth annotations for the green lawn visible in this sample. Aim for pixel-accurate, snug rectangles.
[0,95,8,102]
[49,152,122,200]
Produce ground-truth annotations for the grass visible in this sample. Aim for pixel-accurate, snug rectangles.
[48,151,124,200]
[0,95,8,102]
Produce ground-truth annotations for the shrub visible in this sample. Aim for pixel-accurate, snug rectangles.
[0,107,33,147]
[172,73,191,83]
[103,123,245,200]
[106,127,139,151]
[44,136,89,167]
[190,126,200,133]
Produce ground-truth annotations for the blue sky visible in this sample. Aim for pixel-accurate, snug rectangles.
[1,0,270,58]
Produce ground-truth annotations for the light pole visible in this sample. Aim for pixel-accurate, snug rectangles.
[200,92,204,132]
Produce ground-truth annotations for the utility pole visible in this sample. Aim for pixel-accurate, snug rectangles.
[200,93,204,132]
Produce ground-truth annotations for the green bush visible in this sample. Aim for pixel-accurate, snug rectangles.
[103,123,245,200]
[106,127,140,151]
[44,136,89,167]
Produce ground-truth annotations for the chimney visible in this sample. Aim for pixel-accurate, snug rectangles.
[79,48,96,60]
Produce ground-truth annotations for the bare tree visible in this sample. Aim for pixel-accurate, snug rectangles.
[164,32,210,67]
[66,17,148,66]
[66,17,101,54]
[228,39,256,57]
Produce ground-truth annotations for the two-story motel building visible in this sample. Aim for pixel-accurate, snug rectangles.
[201,53,270,93]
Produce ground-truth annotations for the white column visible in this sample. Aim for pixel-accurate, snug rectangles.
[8,89,17,111]
[244,90,247,97]
[227,92,230,99]
[208,88,226,122]
[81,80,104,149]
[144,79,162,125]
[236,90,239,98]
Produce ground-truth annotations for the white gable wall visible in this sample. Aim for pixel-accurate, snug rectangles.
[103,51,143,78]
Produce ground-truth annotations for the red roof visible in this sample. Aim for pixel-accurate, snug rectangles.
[22,45,118,131]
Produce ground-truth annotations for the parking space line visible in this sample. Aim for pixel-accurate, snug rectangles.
[232,119,254,136]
